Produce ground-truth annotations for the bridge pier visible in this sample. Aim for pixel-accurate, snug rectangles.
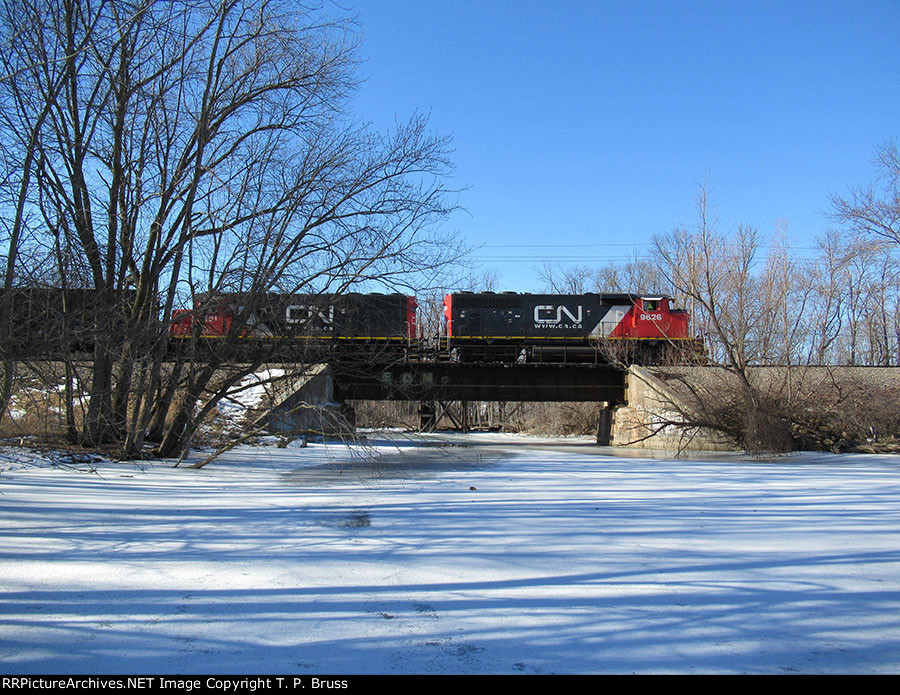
[247,364,348,435]
[609,366,734,450]
[419,401,436,431]
[595,402,617,445]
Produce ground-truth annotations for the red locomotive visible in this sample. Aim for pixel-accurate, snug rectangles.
[442,292,691,362]
[170,293,418,342]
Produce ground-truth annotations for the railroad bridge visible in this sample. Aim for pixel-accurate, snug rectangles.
[330,360,626,403]
[255,356,628,444]
[267,360,900,450]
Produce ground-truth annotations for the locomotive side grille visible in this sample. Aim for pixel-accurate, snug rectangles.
[452,294,523,309]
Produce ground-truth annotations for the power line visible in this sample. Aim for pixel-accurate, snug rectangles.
[481,243,653,248]
[479,242,822,251]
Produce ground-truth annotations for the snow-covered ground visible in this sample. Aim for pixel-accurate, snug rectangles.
[2,432,900,674]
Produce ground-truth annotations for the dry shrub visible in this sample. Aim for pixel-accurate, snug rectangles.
[348,400,601,436]
[790,378,900,452]
[350,400,419,429]
[0,362,85,440]
[655,366,900,453]
[519,402,599,436]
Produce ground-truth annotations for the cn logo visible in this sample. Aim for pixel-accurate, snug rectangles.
[534,305,583,324]
[286,304,335,328]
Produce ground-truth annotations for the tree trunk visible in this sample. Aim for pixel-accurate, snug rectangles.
[0,358,13,421]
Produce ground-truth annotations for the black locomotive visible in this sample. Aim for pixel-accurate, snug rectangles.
[442,292,691,362]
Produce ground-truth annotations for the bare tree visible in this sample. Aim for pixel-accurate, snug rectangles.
[523,171,900,451]
[828,141,900,366]
[811,234,900,367]
[1,0,461,457]
[538,262,592,294]
[651,189,815,451]
[539,253,669,298]
[0,0,76,418]
[831,141,900,245]
[806,230,849,364]
[646,185,900,452]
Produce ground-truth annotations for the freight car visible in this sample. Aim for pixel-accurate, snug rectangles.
[442,292,692,363]
[170,292,418,359]
[0,287,136,358]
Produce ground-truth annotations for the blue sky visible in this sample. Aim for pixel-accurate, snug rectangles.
[350,0,900,290]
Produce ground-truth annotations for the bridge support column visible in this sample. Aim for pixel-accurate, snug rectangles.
[596,401,617,446]
[249,364,348,435]
[419,401,437,431]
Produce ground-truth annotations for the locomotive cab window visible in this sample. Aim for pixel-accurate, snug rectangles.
[643,300,659,311]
